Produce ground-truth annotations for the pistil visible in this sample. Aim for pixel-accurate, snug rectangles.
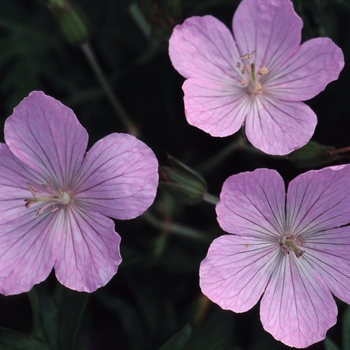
[280,234,305,258]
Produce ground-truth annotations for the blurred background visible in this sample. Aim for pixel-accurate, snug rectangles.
[0,0,349,349]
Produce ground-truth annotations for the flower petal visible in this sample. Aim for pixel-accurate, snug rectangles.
[286,165,350,236]
[233,0,302,72]
[260,255,337,348]
[0,143,46,221]
[216,168,285,239]
[73,133,158,220]
[182,79,247,136]
[200,234,278,312]
[169,15,241,81]
[4,91,88,187]
[304,227,350,305]
[0,144,58,294]
[245,98,317,155]
[266,38,344,101]
[54,208,121,292]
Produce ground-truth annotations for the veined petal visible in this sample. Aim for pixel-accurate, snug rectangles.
[216,169,285,239]
[266,38,344,101]
[182,78,247,136]
[0,205,56,295]
[54,208,122,292]
[260,255,337,348]
[4,91,88,187]
[233,0,302,72]
[200,235,278,312]
[0,143,47,221]
[73,133,158,220]
[169,15,241,81]
[245,98,317,155]
[303,227,350,305]
[286,165,350,236]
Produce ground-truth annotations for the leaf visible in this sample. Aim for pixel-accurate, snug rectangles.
[158,324,192,350]
[28,282,89,350]
[343,306,350,350]
[324,337,341,350]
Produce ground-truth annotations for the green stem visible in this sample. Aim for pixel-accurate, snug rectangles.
[80,42,138,136]
[142,211,210,243]
[196,139,242,175]
[202,192,219,205]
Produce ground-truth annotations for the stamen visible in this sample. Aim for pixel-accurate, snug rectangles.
[240,50,255,60]
[24,181,72,217]
[258,67,269,75]
[236,51,268,95]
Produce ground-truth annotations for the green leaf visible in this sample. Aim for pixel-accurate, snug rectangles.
[28,282,89,350]
[343,306,350,350]
[158,324,192,350]
[324,337,341,350]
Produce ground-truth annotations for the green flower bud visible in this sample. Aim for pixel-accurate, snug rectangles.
[47,0,89,45]
[160,156,207,205]
[288,141,338,168]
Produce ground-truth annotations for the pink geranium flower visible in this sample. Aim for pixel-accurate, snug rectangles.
[0,91,158,294]
[200,166,350,348]
[169,0,344,155]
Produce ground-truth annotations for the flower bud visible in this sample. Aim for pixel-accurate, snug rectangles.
[288,141,338,168]
[160,156,207,204]
[47,0,89,45]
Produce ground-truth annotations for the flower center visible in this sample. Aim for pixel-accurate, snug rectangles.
[24,181,72,217]
[236,51,268,94]
[280,234,305,258]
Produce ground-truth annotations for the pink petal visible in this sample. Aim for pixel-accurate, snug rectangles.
[304,227,350,305]
[4,91,88,187]
[200,235,278,312]
[182,79,247,137]
[54,209,121,292]
[260,255,337,348]
[73,133,158,220]
[266,38,344,101]
[286,165,350,235]
[0,204,56,295]
[245,98,317,155]
[0,143,45,222]
[216,168,285,239]
[169,15,240,81]
[233,0,302,72]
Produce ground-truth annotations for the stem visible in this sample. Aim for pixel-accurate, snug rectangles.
[334,145,350,154]
[196,139,242,175]
[142,211,210,243]
[202,192,219,205]
[80,42,138,136]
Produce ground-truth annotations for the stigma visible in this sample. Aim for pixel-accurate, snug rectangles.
[236,51,268,95]
[280,234,305,258]
[24,181,72,217]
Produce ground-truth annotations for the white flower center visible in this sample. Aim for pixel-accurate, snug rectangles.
[280,234,305,258]
[236,51,268,95]
[24,181,72,217]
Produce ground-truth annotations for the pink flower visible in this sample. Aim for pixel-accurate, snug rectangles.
[169,0,344,155]
[200,166,350,348]
[0,91,158,294]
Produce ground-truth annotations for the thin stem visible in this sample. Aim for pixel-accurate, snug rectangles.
[196,139,242,175]
[142,211,210,243]
[334,145,350,154]
[80,42,138,136]
[202,192,219,205]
